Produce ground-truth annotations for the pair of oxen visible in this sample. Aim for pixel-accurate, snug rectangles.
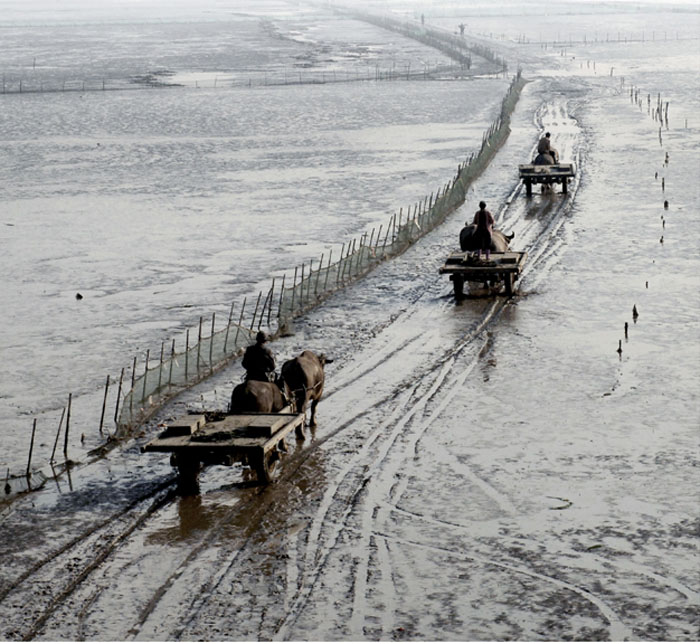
[230,350,331,426]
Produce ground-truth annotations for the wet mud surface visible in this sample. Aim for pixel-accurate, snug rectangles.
[1,2,699,641]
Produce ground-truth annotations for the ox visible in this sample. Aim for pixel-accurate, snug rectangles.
[229,379,288,414]
[459,225,514,253]
[281,351,331,427]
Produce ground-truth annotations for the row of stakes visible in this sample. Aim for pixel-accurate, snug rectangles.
[6,72,524,497]
[617,135,672,358]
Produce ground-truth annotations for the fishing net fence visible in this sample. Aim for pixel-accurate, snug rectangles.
[338,8,508,74]
[115,69,525,431]
[10,13,525,489]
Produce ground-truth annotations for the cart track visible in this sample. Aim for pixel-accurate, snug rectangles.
[2,94,588,641]
[132,94,586,640]
[267,95,587,639]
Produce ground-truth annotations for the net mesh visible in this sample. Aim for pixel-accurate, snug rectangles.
[117,70,525,430]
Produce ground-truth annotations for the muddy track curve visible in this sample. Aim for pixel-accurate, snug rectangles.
[1,94,587,641]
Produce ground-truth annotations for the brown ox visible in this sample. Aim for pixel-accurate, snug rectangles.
[229,380,288,414]
[281,351,331,426]
[459,225,514,253]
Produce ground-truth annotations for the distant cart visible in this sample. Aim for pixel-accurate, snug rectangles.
[142,410,305,491]
[439,250,528,297]
[518,162,576,195]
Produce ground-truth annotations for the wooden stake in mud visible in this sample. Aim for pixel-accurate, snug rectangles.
[305,261,312,305]
[300,264,306,308]
[234,297,246,346]
[342,240,354,283]
[268,278,276,326]
[196,318,203,374]
[383,217,392,250]
[259,289,271,331]
[26,419,37,478]
[209,313,216,373]
[51,407,66,463]
[314,255,323,295]
[99,374,110,435]
[277,276,285,320]
[142,349,150,401]
[114,367,124,425]
[353,236,363,274]
[168,341,175,388]
[223,302,235,354]
[250,291,262,330]
[323,251,332,291]
[157,341,165,394]
[185,330,190,381]
[291,267,298,311]
[64,393,72,458]
[335,247,344,286]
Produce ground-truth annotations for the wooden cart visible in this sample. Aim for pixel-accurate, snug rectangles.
[439,250,528,297]
[142,411,305,491]
[518,162,576,195]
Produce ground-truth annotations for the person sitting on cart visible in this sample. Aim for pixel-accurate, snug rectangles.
[537,132,559,163]
[472,201,494,262]
[242,331,276,382]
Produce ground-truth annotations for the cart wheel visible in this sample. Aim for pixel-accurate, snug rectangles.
[504,272,515,296]
[175,456,201,495]
[295,424,306,440]
[453,275,464,298]
[255,448,280,484]
[525,179,532,196]
[562,178,568,194]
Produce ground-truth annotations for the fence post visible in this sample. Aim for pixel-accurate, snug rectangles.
[99,374,110,435]
[130,357,136,422]
[277,276,285,321]
[382,215,390,249]
[324,250,333,291]
[250,291,262,331]
[185,330,190,381]
[51,407,66,464]
[259,289,271,330]
[168,340,175,387]
[235,297,247,346]
[209,313,216,373]
[314,254,324,295]
[196,318,203,375]
[142,349,150,402]
[307,260,314,304]
[290,267,298,313]
[336,245,344,286]
[26,419,37,478]
[64,393,72,458]
[267,278,276,326]
[223,302,235,355]
[114,367,124,426]
[157,341,164,394]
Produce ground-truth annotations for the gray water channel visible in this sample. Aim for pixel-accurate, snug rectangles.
[0,1,698,640]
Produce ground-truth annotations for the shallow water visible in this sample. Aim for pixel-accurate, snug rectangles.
[1,2,507,475]
[0,1,698,641]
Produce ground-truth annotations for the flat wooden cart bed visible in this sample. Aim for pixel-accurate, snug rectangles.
[439,250,528,296]
[518,162,576,195]
[142,411,305,490]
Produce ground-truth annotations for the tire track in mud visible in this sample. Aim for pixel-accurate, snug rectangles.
[374,533,634,641]
[274,249,558,637]
[2,95,588,642]
[270,96,590,639]
[0,483,174,641]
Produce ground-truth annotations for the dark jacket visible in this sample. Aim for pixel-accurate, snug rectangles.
[242,343,275,381]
